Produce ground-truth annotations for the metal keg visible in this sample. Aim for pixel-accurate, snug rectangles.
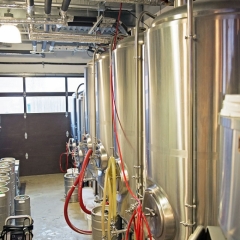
[0,181,7,187]
[1,159,15,216]
[0,164,13,216]
[14,195,31,226]
[0,172,9,177]
[64,173,79,203]
[91,206,108,240]
[0,187,9,230]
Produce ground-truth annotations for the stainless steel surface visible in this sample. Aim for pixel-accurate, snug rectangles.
[145,1,240,239]
[135,10,155,200]
[91,205,108,240]
[0,187,9,230]
[76,94,85,142]
[206,226,226,240]
[14,195,31,226]
[112,35,143,220]
[70,93,77,140]
[143,185,176,239]
[95,52,113,167]
[219,116,240,240]
[85,61,95,141]
[64,173,79,203]
[175,0,186,7]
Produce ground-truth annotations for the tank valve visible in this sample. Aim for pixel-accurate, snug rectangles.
[145,207,156,217]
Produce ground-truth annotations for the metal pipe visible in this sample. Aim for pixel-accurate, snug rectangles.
[135,11,155,197]
[184,0,196,235]
[92,49,98,158]
[29,31,111,44]
[188,226,204,240]
[174,0,186,7]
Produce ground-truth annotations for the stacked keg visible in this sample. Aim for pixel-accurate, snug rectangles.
[0,158,16,216]
[0,187,9,231]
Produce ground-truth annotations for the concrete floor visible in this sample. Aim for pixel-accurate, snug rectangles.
[20,173,93,240]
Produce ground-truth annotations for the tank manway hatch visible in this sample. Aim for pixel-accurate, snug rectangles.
[143,185,176,240]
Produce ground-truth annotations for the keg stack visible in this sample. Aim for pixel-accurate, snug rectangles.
[1,158,16,216]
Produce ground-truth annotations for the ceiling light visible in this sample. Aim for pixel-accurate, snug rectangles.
[0,25,22,43]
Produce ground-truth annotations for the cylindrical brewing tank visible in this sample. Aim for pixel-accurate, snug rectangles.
[1,158,15,216]
[85,61,96,141]
[64,173,79,203]
[95,52,113,168]
[0,187,9,230]
[145,1,240,239]
[84,61,97,177]
[112,35,143,220]
[14,195,31,226]
[70,93,77,140]
[76,93,85,142]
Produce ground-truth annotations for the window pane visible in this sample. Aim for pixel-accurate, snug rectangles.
[26,77,65,92]
[0,97,23,113]
[68,77,84,92]
[26,97,66,113]
[0,77,23,92]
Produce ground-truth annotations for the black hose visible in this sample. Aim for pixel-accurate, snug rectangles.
[61,0,71,12]
[45,0,52,14]
[28,0,34,7]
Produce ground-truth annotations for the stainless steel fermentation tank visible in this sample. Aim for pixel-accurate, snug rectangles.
[95,53,113,168]
[144,0,240,239]
[112,35,143,221]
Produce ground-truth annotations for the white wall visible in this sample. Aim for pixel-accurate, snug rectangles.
[0,47,92,74]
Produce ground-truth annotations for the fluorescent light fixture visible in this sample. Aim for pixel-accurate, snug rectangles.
[0,25,21,43]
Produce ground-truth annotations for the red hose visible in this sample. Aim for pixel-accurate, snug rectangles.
[78,150,92,214]
[64,149,93,235]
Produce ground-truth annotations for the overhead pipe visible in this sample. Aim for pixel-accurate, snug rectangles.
[135,11,155,198]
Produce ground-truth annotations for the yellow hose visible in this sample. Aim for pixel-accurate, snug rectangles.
[101,156,117,239]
